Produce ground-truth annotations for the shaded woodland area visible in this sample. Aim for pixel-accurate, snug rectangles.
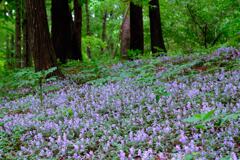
[1,0,239,72]
[0,0,239,159]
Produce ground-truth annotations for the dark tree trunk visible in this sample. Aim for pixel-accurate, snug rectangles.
[26,0,63,77]
[51,0,72,63]
[120,6,130,59]
[101,11,107,53]
[85,0,92,59]
[15,0,22,68]
[102,12,107,42]
[73,0,83,60]
[22,0,32,67]
[149,0,166,54]
[130,2,144,53]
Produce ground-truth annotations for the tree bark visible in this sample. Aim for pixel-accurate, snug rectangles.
[149,0,166,54]
[73,0,83,60]
[120,6,130,59]
[26,0,63,77]
[22,0,32,67]
[130,2,144,54]
[102,12,107,42]
[15,0,22,68]
[51,0,72,63]
[85,0,92,59]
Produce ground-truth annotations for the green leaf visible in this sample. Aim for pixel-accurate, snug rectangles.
[156,95,160,103]
[41,67,57,77]
[220,156,231,160]
[195,124,206,130]
[221,112,240,124]
[202,110,215,122]
[0,122,4,127]
[183,116,199,123]
[183,110,215,123]
[194,114,203,119]
[184,154,194,160]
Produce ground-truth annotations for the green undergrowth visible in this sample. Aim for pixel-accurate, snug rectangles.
[0,125,27,159]
[0,51,239,103]
[0,67,58,103]
[87,53,239,86]
[0,51,239,159]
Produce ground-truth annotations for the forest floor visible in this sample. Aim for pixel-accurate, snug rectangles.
[0,47,240,159]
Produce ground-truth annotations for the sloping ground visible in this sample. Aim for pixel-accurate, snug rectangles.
[0,48,240,159]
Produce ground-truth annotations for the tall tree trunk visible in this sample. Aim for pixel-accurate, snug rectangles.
[120,6,130,59]
[73,0,83,60]
[22,0,32,67]
[26,0,63,77]
[130,2,144,54]
[51,0,72,63]
[85,0,92,59]
[101,11,107,54]
[15,0,22,68]
[149,0,166,54]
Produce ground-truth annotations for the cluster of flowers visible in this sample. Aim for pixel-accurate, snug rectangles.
[212,47,240,59]
[0,50,239,159]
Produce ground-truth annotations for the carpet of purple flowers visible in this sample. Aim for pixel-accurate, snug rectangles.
[0,47,240,159]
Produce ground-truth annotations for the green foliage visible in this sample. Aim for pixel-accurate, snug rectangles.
[184,152,201,160]
[161,0,240,52]
[82,36,107,59]
[217,111,240,126]
[127,49,143,59]
[0,0,239,68]
[61,107,74,118]
[183,110,240,130]
[160,59,200,81]
[184,154,193,160]
[0,125,26,159]
[0,0,15,68]
[0,67,58,104]
[62,56,120,86]
[184,110,215,123]
[153,87,170,103]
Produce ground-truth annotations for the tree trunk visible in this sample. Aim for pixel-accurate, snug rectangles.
[85,0,92,59]
[101,11,107,54]
[149,0,166,54]
[130,2,144,54]
[73,0,83,60]
[120,6,130,59]
[26,0,63,77]
[51,0,72,63]
[15,0,22,68]
[22,0,32,67]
